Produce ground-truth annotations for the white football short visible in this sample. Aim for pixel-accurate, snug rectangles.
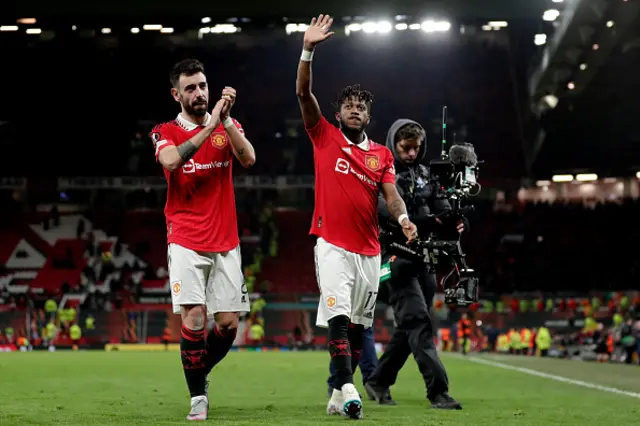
[314,237,381,328]
[168,243,250,316]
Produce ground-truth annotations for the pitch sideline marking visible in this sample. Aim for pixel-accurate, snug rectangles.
[460,355,640,399]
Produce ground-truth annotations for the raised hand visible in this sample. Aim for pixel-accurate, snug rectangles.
[303,14,334,50]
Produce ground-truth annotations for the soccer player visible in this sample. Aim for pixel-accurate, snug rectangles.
[151,59,256,421]
[296,14,418,420]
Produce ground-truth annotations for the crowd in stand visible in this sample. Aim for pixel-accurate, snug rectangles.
[467,198,640,293]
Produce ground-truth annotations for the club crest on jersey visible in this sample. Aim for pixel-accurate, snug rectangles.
[327,295,337,309]
[365,154,380,171]
[172,281,182,295]
[211,133,227,149]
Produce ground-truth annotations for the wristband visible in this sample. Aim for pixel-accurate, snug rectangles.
[300,49,314,62]
[398,214,409,226]
[222,117,234,129]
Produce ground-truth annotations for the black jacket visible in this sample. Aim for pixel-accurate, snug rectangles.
[378,119,457,250]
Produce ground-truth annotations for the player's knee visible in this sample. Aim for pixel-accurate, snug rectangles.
[214,312,240,333]
[181,305,206,330]
[328,315,350,340]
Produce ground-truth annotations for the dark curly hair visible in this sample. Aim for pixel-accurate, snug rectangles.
[395,123,426,143]
[170,59,205,88]
[333,84,374,112]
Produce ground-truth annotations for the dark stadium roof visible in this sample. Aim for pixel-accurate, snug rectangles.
[3,0,638,179]
[529,3,640,178]
[8,0,547,21]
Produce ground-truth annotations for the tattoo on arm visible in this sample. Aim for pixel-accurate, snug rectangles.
[177,141,198,162]
[388,198,407,220]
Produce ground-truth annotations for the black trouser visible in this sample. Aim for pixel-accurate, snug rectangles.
[367,256,449,400]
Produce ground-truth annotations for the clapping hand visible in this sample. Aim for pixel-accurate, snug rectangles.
[220,86,236,120]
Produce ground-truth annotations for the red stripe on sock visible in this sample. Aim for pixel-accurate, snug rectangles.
[328,339,350,357]
[181,325,204,342]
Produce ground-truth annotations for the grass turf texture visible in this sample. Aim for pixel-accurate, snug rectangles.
[0,351,638,425]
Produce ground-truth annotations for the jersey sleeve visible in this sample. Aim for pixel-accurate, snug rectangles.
[381,149,396,185]
[305,116,333,149]
[150,124,175,161]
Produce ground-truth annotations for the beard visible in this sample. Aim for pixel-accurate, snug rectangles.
[339,117,366,133]
[183,99,208,117]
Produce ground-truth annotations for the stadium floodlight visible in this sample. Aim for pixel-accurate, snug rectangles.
[606,21,614,28]
[131,27,140,33]
[25,28,42,34]
[377,21,392,33]
[567,82,575,90]
[488,21,508,28]
[201,17,212,24]
[552,0,563,3]
[408,23,421,30]
[542,94,559,109]
[481,25,492,31]
[143,25,162,30]
[579,63,587,70]
[536,180,551,187]
[636,171,640,179]
[361,22,378,33]
[210,24,238,34]
[0,26,19,31]
[348,21,393,35]
[542,9,560,22]
[421,20,451,33]
[576,173,598,182]
[534,33,547,45]
[101,28,111,34]
[160,27,174,34]
[395,23,408,31]
[551,174,573,182]
[17,18,36,25]
[345,23,362,36]
[285,23,308,35]
[435,21,451,31]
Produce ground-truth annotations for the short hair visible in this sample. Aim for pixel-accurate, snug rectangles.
[333,84,374,112]
[170,59,205,88]
[395,123,426,144]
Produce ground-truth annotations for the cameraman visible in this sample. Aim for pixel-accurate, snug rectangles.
[364,119,463,410]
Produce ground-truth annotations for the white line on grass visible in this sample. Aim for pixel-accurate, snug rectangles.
[462,355,640,399]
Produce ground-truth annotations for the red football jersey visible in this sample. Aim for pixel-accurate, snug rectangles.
[307,116,396,256]
[151,113,243,252]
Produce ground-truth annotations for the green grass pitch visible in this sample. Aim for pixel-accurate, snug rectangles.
[1,350,638,425]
